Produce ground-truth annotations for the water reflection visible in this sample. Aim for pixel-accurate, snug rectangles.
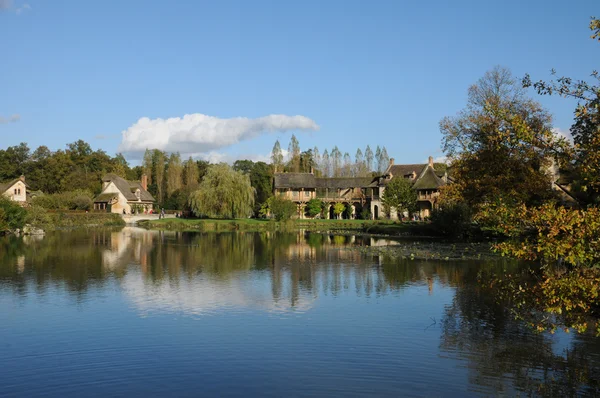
[1,227,599,396]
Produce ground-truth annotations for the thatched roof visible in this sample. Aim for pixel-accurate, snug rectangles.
[273,173,316,188]
[0,177,28,193]
[388,164,427,179]
[412,167,446,190]
[98,174,154,203]
[315,177,374,189]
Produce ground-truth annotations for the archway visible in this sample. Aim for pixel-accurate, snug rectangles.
[373,205,379,220]
[329,203,335,220]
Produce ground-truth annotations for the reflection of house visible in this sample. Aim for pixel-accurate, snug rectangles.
[273,157,447,219]
[93,174,154,214]
[0,175,27,203]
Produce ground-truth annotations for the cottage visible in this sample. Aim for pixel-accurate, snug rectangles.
[93,174,154,214]
[273,156,447,220]
[0,175,28,203]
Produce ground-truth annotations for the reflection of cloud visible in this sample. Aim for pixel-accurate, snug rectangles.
[122,270,315,316]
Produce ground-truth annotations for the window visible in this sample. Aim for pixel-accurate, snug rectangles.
[304,191,310,197]
[14,189,17,195]
[292,190,299,197]
[18,188,21,195]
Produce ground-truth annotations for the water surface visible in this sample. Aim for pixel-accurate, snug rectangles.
[1,228,599,397]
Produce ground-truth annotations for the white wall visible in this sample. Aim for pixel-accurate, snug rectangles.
[3,181,26,202]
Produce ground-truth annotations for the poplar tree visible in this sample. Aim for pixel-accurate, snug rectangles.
[271,140,284,172]
[365,145,374,174]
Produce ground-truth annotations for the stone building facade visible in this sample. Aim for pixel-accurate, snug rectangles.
[93,174,155,214]
[273,157,447,220]
[0,176,28,204]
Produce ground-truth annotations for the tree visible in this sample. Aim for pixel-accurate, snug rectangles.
[380,146,390,172]
[355,148,365,176]
[321,149,330,177]
[299,149,314,173]
[288,134,301,172]
[312,147,321,175]
[375,146,382,173]
[271,140,284,172]
[365,145,374,174]
[523,18,600,204]
[183,157,200,190]
[166,153,183,196]
[440,66,567,209]
[342,152,352,177]
[333,202,345,219]
[142,149,153,187]
[152,150,166,204]
[188,163,255,218]
[305,198,324,218]
[382,177,417,217]
[331,146,342,177]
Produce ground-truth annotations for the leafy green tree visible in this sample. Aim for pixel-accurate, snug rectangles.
[188,163,255,218]
[333,202,345,219]
[266,195,297,221]
[440,66,568,209]
[166,152,183,196]
[523,17,600,204]
[382,177,417,217]
[0,196,27,233]
[305,198,324,218]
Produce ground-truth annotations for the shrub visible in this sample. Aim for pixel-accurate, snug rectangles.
[430,202,473,238]
[269,196,297,221]
[305,199,324,218]
[0,196,27,233]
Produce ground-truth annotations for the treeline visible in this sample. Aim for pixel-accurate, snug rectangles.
[271,135,391,177]
[0,140,139,195]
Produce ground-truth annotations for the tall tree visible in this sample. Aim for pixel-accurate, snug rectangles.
[355,148,365,176]
[152,150,166,203]
[380,146,390,173]
[343,152,352,177]
[271,140,284,172]
[365,145,374,174]
[441,66,567,208]
[142,149,153,186]
[331,146,342,177]
[183,157,200,189]
[166,152,183,196]
[312,146,321,175]
[375,146,382,173]
[288,134,301,172]
[321,149,330,177]
[382,177,417,217]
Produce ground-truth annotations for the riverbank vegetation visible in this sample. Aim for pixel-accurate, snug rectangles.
[430,18,600,335]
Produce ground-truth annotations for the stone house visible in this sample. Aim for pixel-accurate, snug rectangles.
[0,175,28,204]
[93,174,154,214]
[273,156,447,220]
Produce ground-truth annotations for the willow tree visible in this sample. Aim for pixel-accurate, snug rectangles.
[188,163,255,219]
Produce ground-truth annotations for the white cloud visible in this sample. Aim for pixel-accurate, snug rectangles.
[0,0,12,10]
[0,113,20,124]
[118,113,319,158]
[432,156,448,164]
[552,127,573,142]
[0,1,31,14]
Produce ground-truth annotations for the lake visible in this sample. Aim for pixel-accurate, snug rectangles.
[1,227,599,397]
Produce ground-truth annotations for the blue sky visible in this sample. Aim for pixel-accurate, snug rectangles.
[0,0,598,164]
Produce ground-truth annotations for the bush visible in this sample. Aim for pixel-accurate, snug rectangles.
[430,202,473,238]
[72,195,92,211]
[269,196,297,221]
[0,196,27,233]
[32,190,94,211]
[25,205,51,228]
[305,199,324,218]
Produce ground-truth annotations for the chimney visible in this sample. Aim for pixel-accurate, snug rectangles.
[141,174,148,191]
[428,156,434,168]
[19,175,25,182]
[389,158,394,166]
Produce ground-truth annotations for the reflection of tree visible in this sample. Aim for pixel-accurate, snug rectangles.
[439,262,600,396]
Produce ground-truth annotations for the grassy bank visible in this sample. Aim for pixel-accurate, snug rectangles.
[138,217,440,236]
[43,212,125,229]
